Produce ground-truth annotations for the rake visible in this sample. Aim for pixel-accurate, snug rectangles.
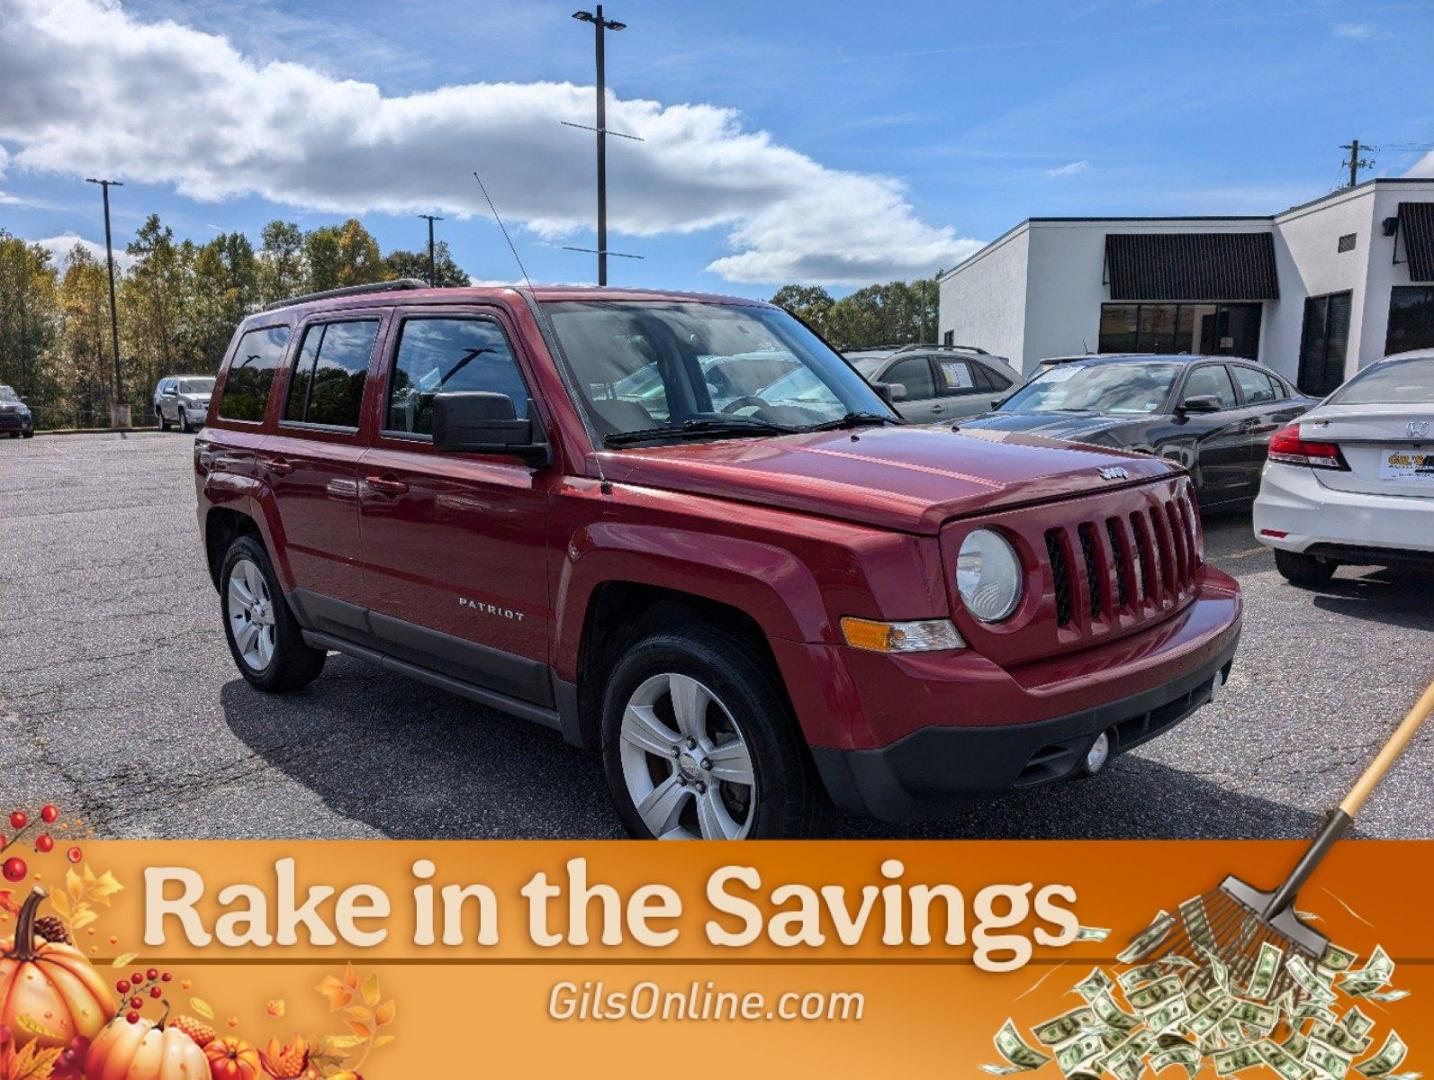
[1134,677,1434,1003]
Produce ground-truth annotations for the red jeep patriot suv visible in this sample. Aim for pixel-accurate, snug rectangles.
[194,280,1241,839]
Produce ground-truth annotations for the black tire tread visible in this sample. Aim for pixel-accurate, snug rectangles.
[219,535,326,692]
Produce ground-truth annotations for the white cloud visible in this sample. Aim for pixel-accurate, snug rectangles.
[1332,22,1387,40]
[28,232,138,271]
[1409,151,1434,178]
[0,0,976,285]
[1046,160,1093,178]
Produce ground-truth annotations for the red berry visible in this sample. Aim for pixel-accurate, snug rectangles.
[35,834,54,853]
[1,857,26,883]
[126,1012,139,1024]
[116,980,130,994]
[161,972,172,982]
[149,986,162,999]
[131,972,143,985]
[66,846,82,864]
[146,967,159,981]
[129,997,143,1010]
[40,805,59,824]
[8,811,26,831]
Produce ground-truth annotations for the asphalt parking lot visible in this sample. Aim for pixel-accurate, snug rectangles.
[1,431,1431,840]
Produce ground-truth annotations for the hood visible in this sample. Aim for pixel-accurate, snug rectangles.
[597,424,1173,535]
[956,410,1138,443]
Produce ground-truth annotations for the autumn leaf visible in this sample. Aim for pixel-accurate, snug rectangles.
[0,890,19,916]
[316,975,353,1011]
[344,1020,371,1040]
[47,891,69,919]
[342,963,359,990]
[111,952,137,968]
[360,972,380,1008]
[373,1000,395,1027]
[373,1034,396,1049]
[65,868,83,904]
[3,1041,64,1080]
[320,1035,365,1053]
[86,868,124,905]
[71,908,98,931]
[342,1006,371,1025]
[265,998,285,1019]
[190,997,215,1020]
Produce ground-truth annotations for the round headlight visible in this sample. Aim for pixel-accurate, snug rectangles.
[956,529,1023,623]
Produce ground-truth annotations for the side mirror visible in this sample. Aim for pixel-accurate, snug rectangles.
[164,387,178,397]
[990,397,1006,410]
[432,392,550,465]
[1178,394,1222,414]
[874,381,907,404]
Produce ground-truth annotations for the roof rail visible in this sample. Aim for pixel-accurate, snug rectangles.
[261,278,430,312]
[891,342,990,356]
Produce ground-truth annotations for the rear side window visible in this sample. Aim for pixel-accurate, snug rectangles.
[1231,366,1279,404]
[385,317,530,437]
[218,326,290,422]
[1184,365,1238,410]
[285,320,380,428]
[937,359,978,395]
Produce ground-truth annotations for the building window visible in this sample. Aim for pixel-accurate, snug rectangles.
[941,330,954,346]
[1097,302,1261,358]
[1298,291,1352,396]
[1337,233,1357,253]
[1385,286,1434,356]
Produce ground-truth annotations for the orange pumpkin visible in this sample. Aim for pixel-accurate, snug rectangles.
[84,1014,209,1080]
[204,1036,261,1080]
[0,887,115,1051]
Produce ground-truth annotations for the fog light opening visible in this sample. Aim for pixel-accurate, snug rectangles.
[1083,731,1112,776]
[1209,666,1227,704]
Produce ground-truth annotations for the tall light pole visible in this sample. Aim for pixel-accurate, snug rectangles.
[572,7,626,286]
[86,178,125,406]
[418,214,443,286]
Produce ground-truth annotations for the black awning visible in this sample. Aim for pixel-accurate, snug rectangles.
[1398,202,1434,282]
[1104,232,1279,301]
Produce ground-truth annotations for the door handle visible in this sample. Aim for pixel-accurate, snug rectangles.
[364,473,409,496]
[264,455,295,476]
[930,403,945,413]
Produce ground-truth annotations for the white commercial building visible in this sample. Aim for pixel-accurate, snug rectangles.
[937,178,1434,395]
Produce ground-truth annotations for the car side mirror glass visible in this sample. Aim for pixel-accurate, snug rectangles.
[874,381,907,403]
[1179,394,1222,414]
[432,391,549,464]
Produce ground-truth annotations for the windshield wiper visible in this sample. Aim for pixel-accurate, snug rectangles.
[802,411,898,432]
[603,417,798,447]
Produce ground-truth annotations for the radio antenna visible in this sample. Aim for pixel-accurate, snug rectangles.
[473,170,533,292]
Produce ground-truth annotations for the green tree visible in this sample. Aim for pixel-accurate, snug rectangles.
[55,245,114,424]
[383,240,471,287]
[0,231,60,410]
[768,284,835,338]
[122,214,188,394]
[305,219,385,291]
[257,220,305,305]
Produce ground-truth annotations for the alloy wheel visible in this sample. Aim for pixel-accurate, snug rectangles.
[227,557,277,672]
[618,672,756,840]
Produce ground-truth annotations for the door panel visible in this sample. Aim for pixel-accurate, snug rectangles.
[1180,364,1252,504]
[885,356,943,422]
[935,357,996,418]
[357,310,553,698]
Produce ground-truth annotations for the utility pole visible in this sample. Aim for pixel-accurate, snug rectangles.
[571,6,629,286]
[418,214,443,286]
[1340,139,1375,188]
[85,178,125,411]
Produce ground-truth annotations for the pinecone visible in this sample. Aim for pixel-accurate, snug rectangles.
[170,1015,216,1048]
[33,915,70,944]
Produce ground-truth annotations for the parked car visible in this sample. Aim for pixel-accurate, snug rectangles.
[0,384,34,438]
[957,354,1314,510]
[844,344,1019,423]
[153,375,215,432]
[194,281,1242,838]
[1255,348,1434,586]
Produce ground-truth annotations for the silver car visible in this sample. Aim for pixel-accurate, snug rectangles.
[153,375,214,433]
[846,344,1019,423]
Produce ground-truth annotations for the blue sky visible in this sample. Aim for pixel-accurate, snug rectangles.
[1,0,1432,298]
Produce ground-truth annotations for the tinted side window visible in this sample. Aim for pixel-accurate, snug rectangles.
[1231,366,1278,405]
[285,320,379,428]
[385,318,529,437]
[219,326,290,422]
[937,359,979,396]
[884,356,936,400]
[1184,365,1239,410]
[974,364,1012,392]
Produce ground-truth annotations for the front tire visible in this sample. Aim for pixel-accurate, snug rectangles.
[158,408,171,432]
[219,535,326,692]
[1274,548,1337,588]
[179,408,191,433]
[600,626,823,840]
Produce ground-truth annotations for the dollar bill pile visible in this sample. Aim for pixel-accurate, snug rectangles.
[983,908,1416,1080]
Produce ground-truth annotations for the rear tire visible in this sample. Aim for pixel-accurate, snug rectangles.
[21,430,33,439]
[219,535,326,692]
[1274,548,1337,588]
[600,625,825,840]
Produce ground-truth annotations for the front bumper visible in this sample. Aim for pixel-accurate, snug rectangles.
[0,412,32,432]
[812,631,1238,821]
[1253,462,1434,558]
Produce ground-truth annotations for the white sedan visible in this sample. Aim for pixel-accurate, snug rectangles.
[1253,349,1434,586]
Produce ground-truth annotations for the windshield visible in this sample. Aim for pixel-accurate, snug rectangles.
[1328,357,1434,405]
[1001,362,1180,416]
[540,300,892,440]
[0,385,17,403]
[179,378,215,395]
